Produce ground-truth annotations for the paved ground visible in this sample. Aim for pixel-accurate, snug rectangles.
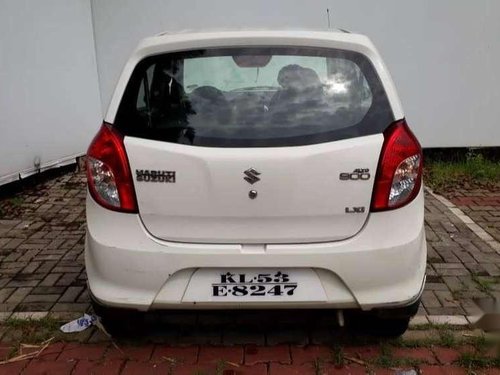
[0,339,494,375]
[1,166,499,323]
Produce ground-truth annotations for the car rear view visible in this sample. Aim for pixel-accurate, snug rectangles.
[85,30,426,336]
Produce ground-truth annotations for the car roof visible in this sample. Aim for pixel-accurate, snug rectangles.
[139,28,357,51]
[154,27,350,37]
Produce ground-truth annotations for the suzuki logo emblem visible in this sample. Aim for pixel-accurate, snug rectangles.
[244,168,261,184]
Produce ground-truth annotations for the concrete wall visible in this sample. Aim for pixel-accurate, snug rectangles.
[91,0,500,148]
[1,0,498,186]
[0,0,102,185]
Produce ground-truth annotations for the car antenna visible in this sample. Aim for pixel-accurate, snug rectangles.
[326,8,331,29]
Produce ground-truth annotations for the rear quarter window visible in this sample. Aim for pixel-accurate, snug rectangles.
[114,47,394,147]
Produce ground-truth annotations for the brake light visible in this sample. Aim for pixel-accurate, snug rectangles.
[371,119,423,211]
[86,123,138,213]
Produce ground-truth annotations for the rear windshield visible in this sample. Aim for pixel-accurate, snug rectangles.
[115,47,394,147]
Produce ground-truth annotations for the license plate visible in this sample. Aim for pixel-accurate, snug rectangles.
[212,271,298,297]
[182,268,326,303]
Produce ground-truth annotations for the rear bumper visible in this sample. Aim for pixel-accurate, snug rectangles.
[85,188,426,311]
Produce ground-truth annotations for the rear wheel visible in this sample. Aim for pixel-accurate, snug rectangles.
[90,297,145,338]
[348,298,420,338]
[365,316,410,338]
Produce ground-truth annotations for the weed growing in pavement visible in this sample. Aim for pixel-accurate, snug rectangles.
[457,351,500,370]
[332,345,345,367]
[451,288,468,300]
[312,358,324,375]
[6,196,24,207]
[2,317,61,345]
[438,329,457,348]
[214,360,226,375]
[371,344,395,368]
[369,344,422,369]
[392,325,491,350]
[468,334,491,353]
[471,274,500,296]
[4,317,60,330]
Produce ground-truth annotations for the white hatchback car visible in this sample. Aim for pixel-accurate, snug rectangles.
[85,29,426,336]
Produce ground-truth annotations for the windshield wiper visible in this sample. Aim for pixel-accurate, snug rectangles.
[230,86,279,92]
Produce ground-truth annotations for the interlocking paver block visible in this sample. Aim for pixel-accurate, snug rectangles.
[289,345,331,365]
[10,311,48,320]
[121,362,173,375]
[5,287,32,305]
[23,360,75,375]
[58,343,108,361]
[151,345,199,364]
[422,291,441,309]
[245,345,291,365]
[427,315,469,326]
[58,286,84,302]
[198,345,244,365]
[270,363,318,375]
[72,359,124,375]
[106,345,155,362]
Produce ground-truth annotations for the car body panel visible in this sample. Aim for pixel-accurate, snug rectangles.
[126,134,382,243]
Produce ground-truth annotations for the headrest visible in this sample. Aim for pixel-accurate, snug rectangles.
[277,64,322,91]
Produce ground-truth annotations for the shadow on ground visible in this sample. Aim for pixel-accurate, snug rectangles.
[98,309,402,346]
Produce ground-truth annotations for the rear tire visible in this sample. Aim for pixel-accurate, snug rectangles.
[348,298,420,338]
[365,317,410,338]
[91,296,145,338]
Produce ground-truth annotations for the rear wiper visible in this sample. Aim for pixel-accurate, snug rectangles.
[230,86,279,92]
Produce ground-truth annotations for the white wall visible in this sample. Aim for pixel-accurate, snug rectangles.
[0,0,102,185]
[91,0,500,148]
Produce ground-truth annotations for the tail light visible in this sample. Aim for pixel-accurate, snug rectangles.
[371,119,423,211]
[86,123,138,213]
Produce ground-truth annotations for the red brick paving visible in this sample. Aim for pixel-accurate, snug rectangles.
[269,362,316,375]
[342,345,381,360]
[289,344,331,365]
[244,345,291,365]
[36,342,65,361]
[0,362,25,375]
[57,343,107,361]
[150,345,198,364]
[121,361,170,375]
[0,342,495,374]
[450,196,500,207]
[198,345,244,365]
[23,359,75,375]
[105,345,154,362]
[432,346,464,365]
[0,348,10,362]
[170,364,213,375]
[447,189,500,242]
[72,359,124,375]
